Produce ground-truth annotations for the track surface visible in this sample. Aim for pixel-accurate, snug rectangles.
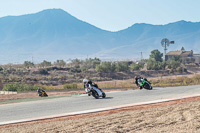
[0,85,200,125]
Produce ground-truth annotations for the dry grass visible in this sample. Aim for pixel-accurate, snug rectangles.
[95,79,135,89]
[1,97,200,133]
[151,74,200,87]
[87,74,200,89]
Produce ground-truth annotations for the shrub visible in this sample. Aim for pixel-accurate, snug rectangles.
[80,65,88,73]
[147,60,163,70]
[2,83,38,92]
[116,62,129,72]
[96,62,115,72]
[167,56,181,69]
[39,60,52,68]
[176,67,182,73]
[130,63,144,71]
[183,77,193,86]
[24,61,34,68]
[54,60,66,68]
[0,66,3,71]
[39,69,49,75]
[63,83,78,89]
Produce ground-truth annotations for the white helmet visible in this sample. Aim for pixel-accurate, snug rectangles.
[83,78,89,83]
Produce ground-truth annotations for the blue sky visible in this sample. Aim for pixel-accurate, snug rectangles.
[0,0,200,31]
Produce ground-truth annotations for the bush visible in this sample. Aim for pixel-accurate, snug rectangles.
[0,66,3,71]
[63,83,78,89]
[96,62,115,72]
[2,83,38,92]
[147,60,163,70]
[116,62,129,72]
[80,65,88,73]
[130,63,144,71]
[176,67,182,73]
[39,60,52,68]
[24,61,34,68]
[39,69,49,75]
[167,56,181,69]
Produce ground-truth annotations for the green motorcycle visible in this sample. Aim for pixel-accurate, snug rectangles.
[138,78,153,90]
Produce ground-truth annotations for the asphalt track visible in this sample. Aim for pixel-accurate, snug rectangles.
[1,85,200,125]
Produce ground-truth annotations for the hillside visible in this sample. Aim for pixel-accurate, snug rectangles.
[0,9,200,63]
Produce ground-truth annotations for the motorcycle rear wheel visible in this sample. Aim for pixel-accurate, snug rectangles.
[91,90,99,99]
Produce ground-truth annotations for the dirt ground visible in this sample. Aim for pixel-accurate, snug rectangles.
[1,96,200,133]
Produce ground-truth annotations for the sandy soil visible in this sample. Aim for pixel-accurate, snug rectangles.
[1,96,200,133]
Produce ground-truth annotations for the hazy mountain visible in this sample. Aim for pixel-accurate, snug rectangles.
[0,9,200,63]
[104,21,200,59]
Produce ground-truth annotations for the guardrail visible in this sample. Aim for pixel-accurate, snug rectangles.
[0,91,17,95]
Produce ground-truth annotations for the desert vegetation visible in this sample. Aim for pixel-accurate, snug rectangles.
[0,49,199,92]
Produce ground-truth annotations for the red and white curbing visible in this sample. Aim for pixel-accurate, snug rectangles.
[1,94,200,126]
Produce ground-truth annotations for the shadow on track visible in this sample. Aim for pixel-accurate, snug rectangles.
[102,97,113,99]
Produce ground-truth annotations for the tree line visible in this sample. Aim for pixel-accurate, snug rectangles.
[0,49,186,73]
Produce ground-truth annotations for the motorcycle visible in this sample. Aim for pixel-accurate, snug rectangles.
[37,89,48,97]
[85,84,106,99]
[138,78,153,90]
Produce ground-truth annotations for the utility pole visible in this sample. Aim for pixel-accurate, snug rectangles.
[141,52,143,60]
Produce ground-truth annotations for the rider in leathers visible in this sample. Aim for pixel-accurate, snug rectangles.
[135,76,150,89]
[83,79,99,96]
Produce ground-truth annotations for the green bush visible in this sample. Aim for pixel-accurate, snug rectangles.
[147,60,163,70]
[96,62,115,72]
[176,67,182,73]
[2,83,38,92]
[39,68,49,75]
[39,60,52,68]
[80,65,89,73]
[167,56,181,69]
[116,62,129,72]
[0,66,3,71]
[24,61,34,68]
[63,83,78,89]
[130,63,144,71]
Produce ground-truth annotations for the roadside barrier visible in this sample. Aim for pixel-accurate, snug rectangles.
[0,91,17,95]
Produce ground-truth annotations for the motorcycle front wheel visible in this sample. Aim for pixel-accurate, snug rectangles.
[144,83,152,90]
[102,92,106,98]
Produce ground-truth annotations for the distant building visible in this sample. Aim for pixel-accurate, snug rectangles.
[165,50,200,64]
[193,54,200,64]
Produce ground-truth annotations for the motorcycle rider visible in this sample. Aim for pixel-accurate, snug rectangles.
[37,87,47,97]
[135,76,150,89]
[37,87,42,96]
[83,79,99,96]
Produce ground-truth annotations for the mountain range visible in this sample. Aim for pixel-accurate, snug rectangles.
[0,9,200,64]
